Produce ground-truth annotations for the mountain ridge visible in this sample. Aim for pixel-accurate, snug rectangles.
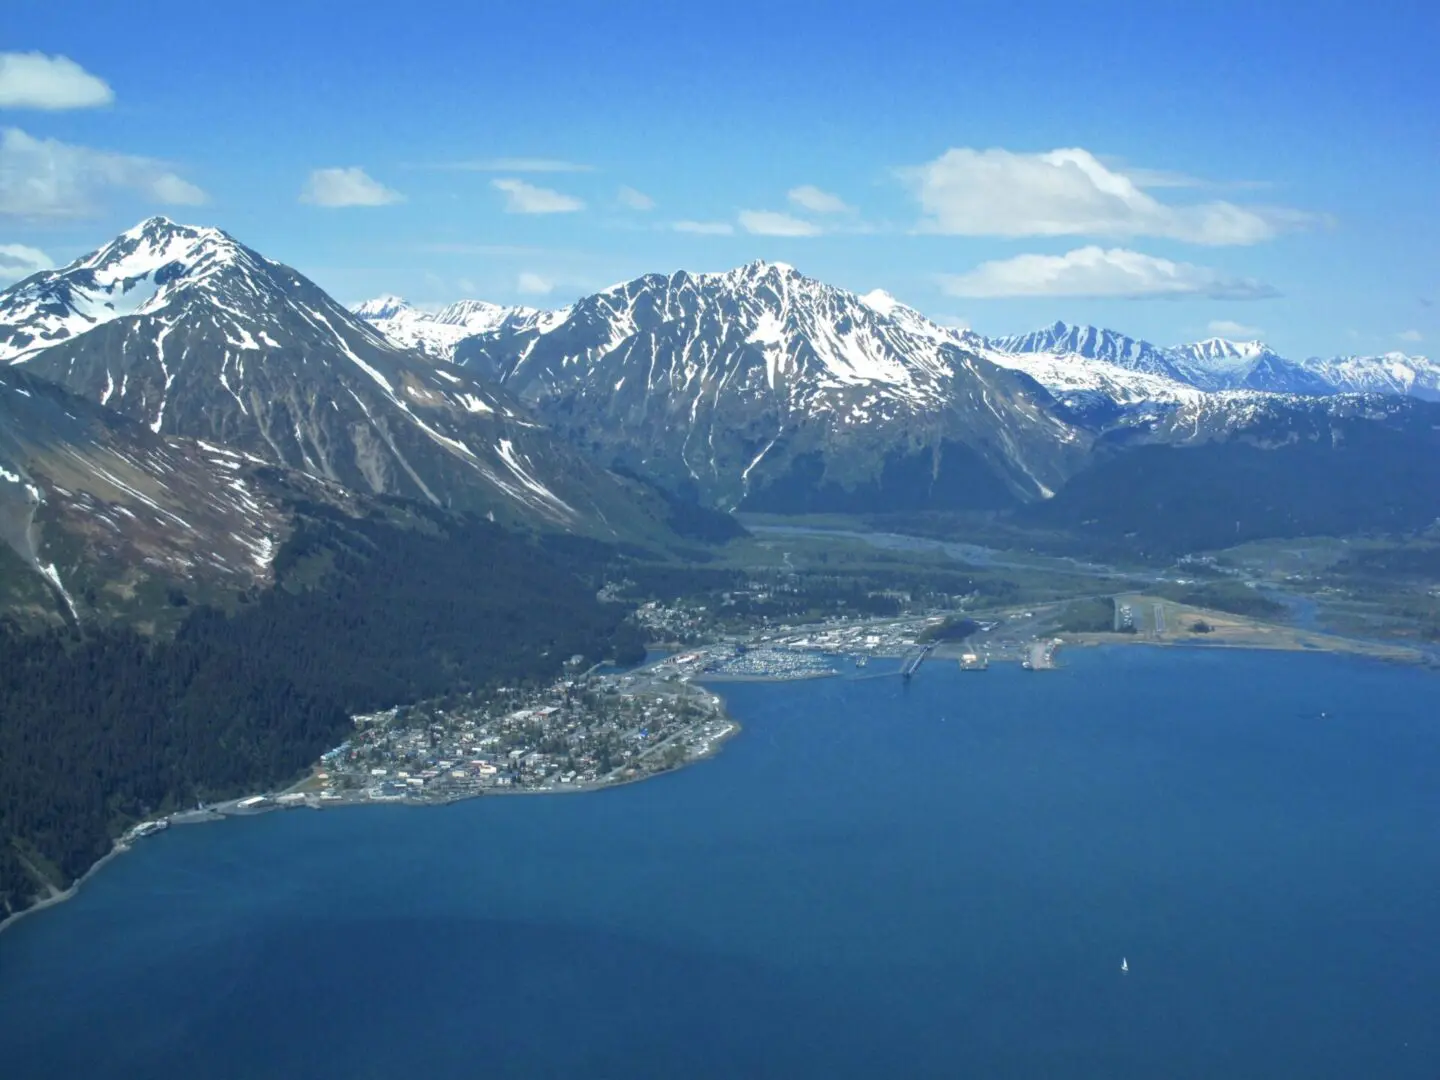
[0,218,696,544]
[445,261,1086,512]
[358,291,1435,405]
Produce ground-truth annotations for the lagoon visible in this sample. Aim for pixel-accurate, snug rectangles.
[2,647,1438,1078]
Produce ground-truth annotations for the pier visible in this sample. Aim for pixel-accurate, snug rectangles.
[900,644,934,679]
[1023,640,1058,670]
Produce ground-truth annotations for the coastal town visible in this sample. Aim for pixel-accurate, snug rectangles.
[112,584,1416,838]
[111,598,1087,834]
[177,607,1053,818]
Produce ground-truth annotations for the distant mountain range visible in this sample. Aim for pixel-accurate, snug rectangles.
[2,220,1438,626]
[986,320,1438,400]
[353,266,1440,533]
[363,293,1437,406]
[352,295,547,362]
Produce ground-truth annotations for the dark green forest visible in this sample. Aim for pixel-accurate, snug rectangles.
[0,506,644,918]
[1023,424,1440,555]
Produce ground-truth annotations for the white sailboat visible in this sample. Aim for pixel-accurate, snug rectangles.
[1121,957,1129,973]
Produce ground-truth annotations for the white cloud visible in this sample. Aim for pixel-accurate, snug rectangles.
[932,314,972,330]
[300,167,403,207]
[672,220,734,235]
[1208,319,1265,338]
[492,178,584,214]
[517,271,554,295]
[900,147,1312,246]
[738,210,822,237]
[149,173,207,205]
[787,185,851,214]
[0,242,51,281]
[939,246,1279,301]
[0,52,113,110]
[0,127,206,218]
[617,185,655,211]
[1397,329,1424,343]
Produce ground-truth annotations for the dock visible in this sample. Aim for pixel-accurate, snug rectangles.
[1023,640,1058,670]
[900,644,934,679]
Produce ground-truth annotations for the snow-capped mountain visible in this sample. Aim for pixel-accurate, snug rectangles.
[454,261,1087,511]
[856,299,1203,416]
[992,320,1438,400]
[1164,337,1318,393]
[354,295,544,362]
[0,218,684,538]
[990,321,1185,381]
[0,220,241,364]
[348,266,1440,523]
[6,231,1438,556]
[1284,352,1440,400]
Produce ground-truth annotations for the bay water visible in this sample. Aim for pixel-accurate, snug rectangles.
[2,646,1437,1078]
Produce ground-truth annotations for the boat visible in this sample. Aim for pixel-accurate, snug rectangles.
[1121,957,1128,973]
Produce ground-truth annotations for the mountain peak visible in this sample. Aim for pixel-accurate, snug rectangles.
[0,218,265,364]
[353,294,411,320]
[703,259,800,285]
[858,288,898,316]
[1192,335,1267,351]
[432,298,534,328]
[74,217,249,284]
[742,258,796,273]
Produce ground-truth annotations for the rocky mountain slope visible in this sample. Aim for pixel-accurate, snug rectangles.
[447,262,1086,512]
[0,219,687,541]
[0,365,291,629]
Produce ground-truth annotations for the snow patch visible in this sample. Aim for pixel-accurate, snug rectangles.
[496,438,574,517]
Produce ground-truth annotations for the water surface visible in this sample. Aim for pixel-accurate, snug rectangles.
[2,647,1437,1078]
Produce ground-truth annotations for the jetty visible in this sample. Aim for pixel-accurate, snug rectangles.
[900,644,934,679]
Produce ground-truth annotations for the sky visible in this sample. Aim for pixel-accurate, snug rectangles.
[2,0,1437,358]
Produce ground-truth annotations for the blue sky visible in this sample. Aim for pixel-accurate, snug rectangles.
[2,0,1436,357]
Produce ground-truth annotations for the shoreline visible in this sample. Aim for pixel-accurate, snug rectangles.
[698,670,839,683]
[0,709,745,938]
[1058,622,1429,667]
[0,838,131,937]
[4,619,1429,938]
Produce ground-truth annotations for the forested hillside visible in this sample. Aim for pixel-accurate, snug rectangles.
[0,505,644,919]
[1022,420,1440,555]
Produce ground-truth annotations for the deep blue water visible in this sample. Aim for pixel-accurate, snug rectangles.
[3,647,1439,1079]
